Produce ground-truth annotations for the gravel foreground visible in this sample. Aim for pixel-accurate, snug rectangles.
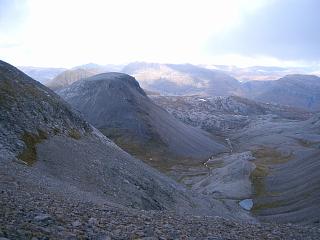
[1,182,319,240]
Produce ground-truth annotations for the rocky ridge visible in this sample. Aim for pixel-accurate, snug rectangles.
[151,95,311,135]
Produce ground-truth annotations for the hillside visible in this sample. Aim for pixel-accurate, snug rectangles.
[58,72,227,171]
[123,63,320,111]
[152,94,320,224]
[242,74,320,111]
[0,60,233,216]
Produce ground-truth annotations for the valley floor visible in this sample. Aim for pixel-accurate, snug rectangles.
[1,179,320,240]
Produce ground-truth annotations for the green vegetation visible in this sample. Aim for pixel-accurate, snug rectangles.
[53,128,60,135]
[0,79,16,107]
[253,199,288,211]
[0,73,63,112]
[99,127,171,169]
[206,159,224,169]
[250,147,291,212]
[297,138,318,148]
[99,127,204,173]
[18,130,48,165]
[250,164,269,198]
[68,128,82,140]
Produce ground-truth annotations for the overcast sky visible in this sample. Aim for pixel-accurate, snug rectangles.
[0,0,319,68]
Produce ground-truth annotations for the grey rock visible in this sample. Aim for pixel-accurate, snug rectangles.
[151,95,311,134]
[34,213,51,221]
[72,220,81,227]
[88,217,98,225]
[239,199,253,211]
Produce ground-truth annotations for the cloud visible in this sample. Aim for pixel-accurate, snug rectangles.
[1,0,318,67]
[0,0,28,34]
[207,0,320,61]
[0,0,269,67]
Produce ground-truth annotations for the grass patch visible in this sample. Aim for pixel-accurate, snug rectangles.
[18,130,48,165]
[99,127,204,173]
[68,128,82,140]
[53,128,60,135]
[297,138,318,148]
[206,159,224,169]
[253,199,288,211]
[250,147,292,212]
[250,164,269,197]
[250,148,291,198]
[0,79,17,107]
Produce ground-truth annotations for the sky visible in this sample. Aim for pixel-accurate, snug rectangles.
[0,0,319,68]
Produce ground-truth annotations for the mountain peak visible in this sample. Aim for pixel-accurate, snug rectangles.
[86,72,135,81]
[72,72,147,97]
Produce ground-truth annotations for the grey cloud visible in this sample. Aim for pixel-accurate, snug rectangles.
[208,0,320,61]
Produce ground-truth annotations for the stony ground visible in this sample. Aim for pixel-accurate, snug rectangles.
[1,181,319,240]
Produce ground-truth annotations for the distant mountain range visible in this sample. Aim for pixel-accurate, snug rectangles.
[122,62,241,96]
[124,63,320,111]
[19,62,320,111]
[18,66,66,84]
[204,64,320,82]
[241,74,320,111]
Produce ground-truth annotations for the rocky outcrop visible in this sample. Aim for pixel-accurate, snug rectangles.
[151,95,311,134]
[193,151,256,199]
